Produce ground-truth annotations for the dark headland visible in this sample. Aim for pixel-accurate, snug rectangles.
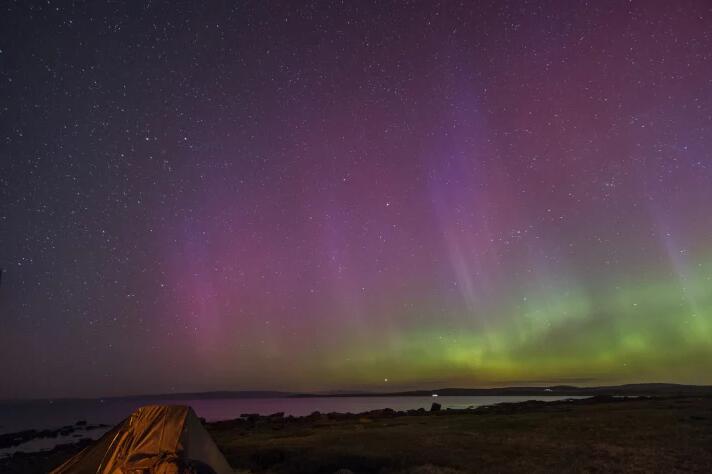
[15,382,708,402]
[2,385,712,473]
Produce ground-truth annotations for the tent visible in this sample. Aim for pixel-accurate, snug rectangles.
[51,405,233,474]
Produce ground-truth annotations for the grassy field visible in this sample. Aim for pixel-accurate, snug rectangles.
[3,396,712,473]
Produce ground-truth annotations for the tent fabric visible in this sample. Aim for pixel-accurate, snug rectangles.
[50,405,233,474]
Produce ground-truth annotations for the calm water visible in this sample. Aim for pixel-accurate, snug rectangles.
[0,395,583,456]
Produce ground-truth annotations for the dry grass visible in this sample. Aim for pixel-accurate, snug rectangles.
[208,397,712,473]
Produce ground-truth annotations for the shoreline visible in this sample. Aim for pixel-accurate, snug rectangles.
[3,395,712,473]
[0,394,588,440]
[0,395,581,455]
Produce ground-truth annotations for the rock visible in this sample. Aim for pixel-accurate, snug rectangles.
[239,413,260,422]
[305,411,323,421]
[363,408,396,418]
[430,402,442,412]
[327,412,353,420]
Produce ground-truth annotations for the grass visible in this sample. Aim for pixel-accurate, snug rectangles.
[208,397,712,473]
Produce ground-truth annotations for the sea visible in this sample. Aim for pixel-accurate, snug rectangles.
[0,395,584,457]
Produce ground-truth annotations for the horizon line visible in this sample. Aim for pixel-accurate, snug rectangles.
[3,381,711,403]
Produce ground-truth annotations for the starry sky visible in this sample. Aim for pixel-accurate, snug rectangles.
[1,1,712,399]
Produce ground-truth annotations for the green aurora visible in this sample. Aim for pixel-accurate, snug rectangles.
[320,256,712,389]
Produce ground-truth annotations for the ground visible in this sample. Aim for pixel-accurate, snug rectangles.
[3,396,712,473]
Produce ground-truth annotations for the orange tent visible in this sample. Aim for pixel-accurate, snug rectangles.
[51,405,232,473]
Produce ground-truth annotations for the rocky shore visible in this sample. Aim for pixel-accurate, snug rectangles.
[0,420,109,450]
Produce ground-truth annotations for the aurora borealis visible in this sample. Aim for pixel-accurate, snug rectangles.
[1,1,712,399]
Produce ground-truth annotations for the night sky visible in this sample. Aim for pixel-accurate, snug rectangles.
[2,1,712,399]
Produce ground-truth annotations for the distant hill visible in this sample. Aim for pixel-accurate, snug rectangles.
[6,383,711,403]
[113,390,296,400]
[4,390,300,402]
[289,383,712,398]
[117,383,712,400]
